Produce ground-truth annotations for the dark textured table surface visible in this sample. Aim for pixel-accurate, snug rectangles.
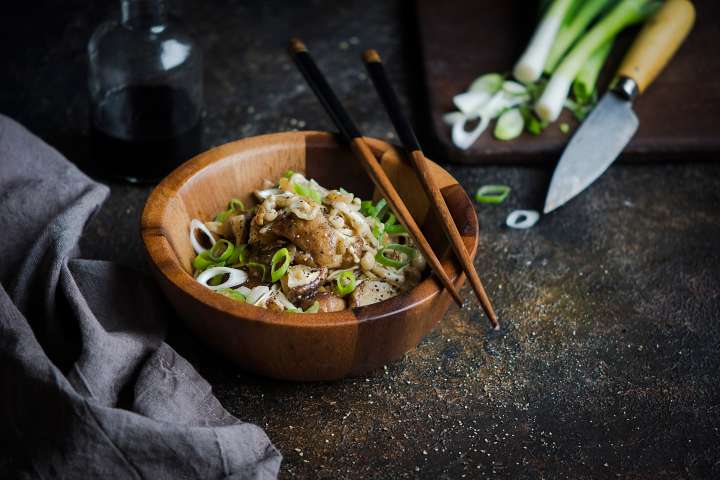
[4,1,720,478]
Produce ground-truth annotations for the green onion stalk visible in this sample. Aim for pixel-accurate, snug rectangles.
[535,0,659,122]
[573,39,614,104]
[544,0,616,74]
[513,0,576,83]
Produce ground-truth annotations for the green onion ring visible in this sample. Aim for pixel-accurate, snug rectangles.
[474,185,511,204]
[228,198,244,211]
[214,198,245,222]
[375,244,416,269]
[336,271,356,296]
[245,262,267,282]
[192,251,215,272]
[270,248,292,283]
[227,244,247,266]
[209,239,235,262]
[217,288,246,302]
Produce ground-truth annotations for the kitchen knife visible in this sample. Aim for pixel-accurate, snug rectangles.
[544,0,695,214]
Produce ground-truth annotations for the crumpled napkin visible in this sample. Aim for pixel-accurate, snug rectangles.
[0,114,281,479]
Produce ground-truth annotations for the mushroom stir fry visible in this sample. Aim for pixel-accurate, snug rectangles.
[189,171,426,313]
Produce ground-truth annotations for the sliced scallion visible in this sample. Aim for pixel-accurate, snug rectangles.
[214,198,245,222]
[494,109,525,141]
[227,244,247,266]
[246,262,267,282]
[209,239,235,262]
[270,248,291,283]
[375,244,416,269]
[196,267,248,291]
[336,271,357,297]
[192,251,215,272]
[293,183,322,203]
[218,288,246,302]
[506,210,540,229]
[474,185,511,204]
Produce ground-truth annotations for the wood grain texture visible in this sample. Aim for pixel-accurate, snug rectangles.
[417,0,720,163]
[617,0,695,94]
[141,131,479,381]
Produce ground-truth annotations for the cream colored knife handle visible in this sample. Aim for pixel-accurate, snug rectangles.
[616,0,695,95]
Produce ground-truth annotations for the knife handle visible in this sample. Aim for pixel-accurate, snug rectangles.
[616,0,695,95]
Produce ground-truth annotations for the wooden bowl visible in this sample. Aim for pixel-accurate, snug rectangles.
[141,131,478,381]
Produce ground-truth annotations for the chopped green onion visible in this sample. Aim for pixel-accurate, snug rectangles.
[246,262,267,282]
[375,244,416,269]
[214,198,245,222]
[361,198,388,218]
[218,288,246,302]
[270,248,291,283]
[293,183,322,203]
[383,213,406,234]
[385,224,406,234]
[228,199,244,211]
[360,200,374,215]
[521,106,548,136]
[564,98,595,121]
[336,271,357,296]
[372,199,387,218]
[304,301,320,313]
[494,109,524,141]
[227,244,247,266]
[208,270,228,286]
[470,73,504,93]
[283,169,295,179]
[339,187,350,194]
[209,239,235,262]
[192,251,215,272]
[474,185,511,204]
[559,122,570,134]
[372,222,384,242]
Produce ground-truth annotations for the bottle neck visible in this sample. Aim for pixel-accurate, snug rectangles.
[121,0,168,31]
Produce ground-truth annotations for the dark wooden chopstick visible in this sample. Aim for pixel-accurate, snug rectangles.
[362,49,499,329]
[288,38,464,307]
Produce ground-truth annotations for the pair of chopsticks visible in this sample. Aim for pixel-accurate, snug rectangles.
[289,38,499,329]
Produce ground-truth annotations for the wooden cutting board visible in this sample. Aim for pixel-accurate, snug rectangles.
[417,0,720,163]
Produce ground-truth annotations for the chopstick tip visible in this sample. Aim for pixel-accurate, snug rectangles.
[362,49,382,64]
[289,37,308,53]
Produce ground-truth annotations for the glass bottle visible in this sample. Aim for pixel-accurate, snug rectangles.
[88,0,203,183]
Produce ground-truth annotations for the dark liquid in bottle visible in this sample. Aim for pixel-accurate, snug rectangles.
[91,85,202,183]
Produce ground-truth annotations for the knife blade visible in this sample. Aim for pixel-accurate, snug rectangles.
[544,90,637,214]
[543,0,695,214]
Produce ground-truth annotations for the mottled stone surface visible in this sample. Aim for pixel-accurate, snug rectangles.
[3,1,719,478]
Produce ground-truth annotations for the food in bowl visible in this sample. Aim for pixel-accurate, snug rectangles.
[189,170,427,313]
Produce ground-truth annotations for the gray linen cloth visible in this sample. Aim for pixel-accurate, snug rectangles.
[0,114,281,479]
